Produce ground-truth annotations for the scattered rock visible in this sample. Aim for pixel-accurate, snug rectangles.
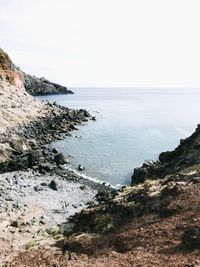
[49,180,58,191]
[54,153,69,165]
[52,148,59,154]
[34,185,44,192]
[11,220,20,228]
[78,165,85,171]
[80,185,86,190]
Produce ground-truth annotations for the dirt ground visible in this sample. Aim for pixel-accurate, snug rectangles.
[6,181,200,267]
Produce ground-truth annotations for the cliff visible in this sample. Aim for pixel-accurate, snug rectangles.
[0,47,73,96]
[132,124,200,184]
[0,48,45,135]
[22,73,74,96]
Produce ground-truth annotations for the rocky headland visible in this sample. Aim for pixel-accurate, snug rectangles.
[0,48,73,96]
[22,73,74,96]
[0,48,200,266]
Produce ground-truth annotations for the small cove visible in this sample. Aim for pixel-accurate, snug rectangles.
[38,88,200,185]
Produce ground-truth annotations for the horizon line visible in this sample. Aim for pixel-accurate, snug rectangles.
[68,86,200,89]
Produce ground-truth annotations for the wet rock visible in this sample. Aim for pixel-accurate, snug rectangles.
[52,148,59,154]
[78,165,85,171]
[182,227,200,249]
[54,153,69,165]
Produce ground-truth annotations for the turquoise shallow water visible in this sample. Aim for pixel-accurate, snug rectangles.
[38,88,200,185]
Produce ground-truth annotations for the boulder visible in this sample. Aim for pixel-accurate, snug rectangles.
[0,143,13,163]
[78,165,85,171]
[182,227,200,249]
[9,138,32,154]
[54,153,69,165]
[49,180,58,191]
[28,149,43,166]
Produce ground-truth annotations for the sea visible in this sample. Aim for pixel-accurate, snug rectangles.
[38,88,200,186]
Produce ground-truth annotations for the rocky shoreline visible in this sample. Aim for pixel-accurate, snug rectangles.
[0,48,114,266]
[1,47,200,266]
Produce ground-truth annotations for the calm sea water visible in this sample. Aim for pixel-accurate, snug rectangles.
[38,88,200,185]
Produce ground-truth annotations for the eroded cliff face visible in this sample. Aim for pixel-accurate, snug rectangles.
[0,48,45,136]
[0,48,73,96]
[0,48,24,89]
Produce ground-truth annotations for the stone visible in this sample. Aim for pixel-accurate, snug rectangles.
[9,138,32,154]
[52,148,59,154]
[39,163,54,172]
[54,153,69,165]
[28,149,42,166]
[80,185,86,190]
[49,180,58,191]
[78,165,85,171]
[11,220,20,228]
[34,185,44,192]
[0,143,13,164]
[182,227,200,249]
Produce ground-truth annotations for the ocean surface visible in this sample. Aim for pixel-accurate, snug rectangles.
[38,88,200,186]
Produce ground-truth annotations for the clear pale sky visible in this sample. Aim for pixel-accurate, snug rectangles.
[1,0,200,87]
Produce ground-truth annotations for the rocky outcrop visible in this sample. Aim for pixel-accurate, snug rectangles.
[0,47,73,96]
[22,73,74,96]
[0,48,90,173]
[131,124,200,184]
[0,48,15,70]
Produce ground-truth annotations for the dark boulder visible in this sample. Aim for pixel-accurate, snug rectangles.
[28,149,43,166]
[39,163,54,172]
[78,165,85,171]
[49,180,58,191]
[52,148,59,154]
[182,227,200,249]
[54,153,69,165]
[8,154,29,171]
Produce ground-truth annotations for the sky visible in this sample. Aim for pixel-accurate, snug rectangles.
[1,0,200,88]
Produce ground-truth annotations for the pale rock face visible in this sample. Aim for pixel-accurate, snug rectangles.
[0,143,13,163]
[0,48,46,136]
